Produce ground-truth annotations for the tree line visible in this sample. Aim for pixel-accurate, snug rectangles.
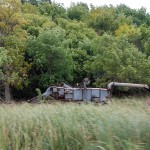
[0,0,150,101]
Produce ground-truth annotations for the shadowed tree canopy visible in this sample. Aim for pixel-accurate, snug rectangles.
[21,0,51,5]
[27,27,74,88]
[85,34,150,87]
[38,2,67,21]
[115,4,150,26]
[67,2,89,21]
[1,1,150,100]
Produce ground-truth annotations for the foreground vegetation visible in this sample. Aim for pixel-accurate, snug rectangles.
[0,99,150,150]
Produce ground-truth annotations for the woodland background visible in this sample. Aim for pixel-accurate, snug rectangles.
[0,0,150,101]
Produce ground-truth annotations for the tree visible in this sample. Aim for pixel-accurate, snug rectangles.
[67,2,89,21]
[115,4,150,26]
[139,25,150,55]
[27,27,74,88]
[114,13,133,29]
[87,6,115,34]
[85,34,150,87]
[21,0,37,5]
[21,0,51,5]
[21,2,39,14]
[58,18,97,48]
[22,13,56,37]
[115,24,141,48]
[38,2,67,21]
[0,0,29,101]
[57,18,97,83]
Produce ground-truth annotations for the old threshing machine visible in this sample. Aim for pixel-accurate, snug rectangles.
[42,78,149,102]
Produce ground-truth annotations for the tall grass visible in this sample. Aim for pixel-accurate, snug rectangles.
[0,99,150,150]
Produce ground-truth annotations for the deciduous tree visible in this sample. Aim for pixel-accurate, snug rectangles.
[67,2,89,21]
[27,27,74,88]
[86,34,150,87]
[0,0,29,101]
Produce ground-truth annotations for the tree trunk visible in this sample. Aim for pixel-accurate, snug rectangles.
[4,82,11,102]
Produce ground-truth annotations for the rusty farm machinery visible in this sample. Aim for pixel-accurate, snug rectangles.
[31,78,149,103]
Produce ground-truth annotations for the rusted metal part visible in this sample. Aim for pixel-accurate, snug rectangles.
[30,80,149,103]
[40,79,107,102]
[28,96,38,103]
[83,78,90,88]
[107,82,149,90]
[107,82,149,99]
[40,85,109,102]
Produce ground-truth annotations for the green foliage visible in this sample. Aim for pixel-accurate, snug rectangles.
[58,18,97,48]
[87,34,150,87]
[21,0,38,5]
[21,0,51,5]
[115,4,150,26]
[0,0,29,94]
[115,24,142,47]
[114,13,133,29]
[87,6,116,34]
[21,3,39,14]
[35,88,43,101]
[0,0,22,37]
[1,0,150,99]
[22,13,56,36]
[0,47,7,66]
[27,27,74,87]
[67,2,89,21]
[57,18,97,82]
[38,2,67,21]
[0,47,7,81]
[1,29,29,88]
[140,25,150,55]
[144,38,150,56]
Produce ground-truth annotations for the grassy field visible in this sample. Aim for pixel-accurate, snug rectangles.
[0,98,150,150]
